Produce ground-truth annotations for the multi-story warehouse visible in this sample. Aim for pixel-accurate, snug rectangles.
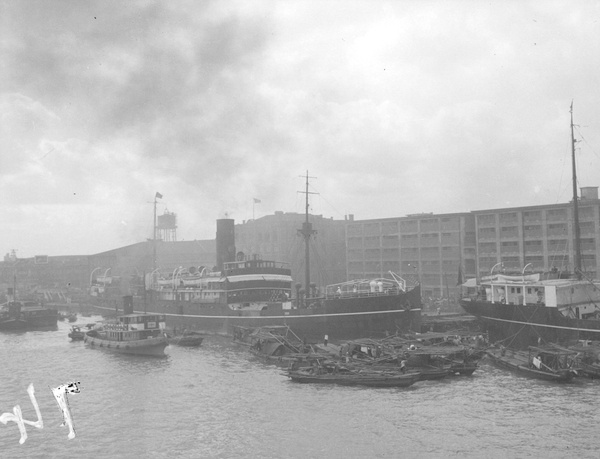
[473,186,599,279]
[345,187,600,301]
[345,213,477,300]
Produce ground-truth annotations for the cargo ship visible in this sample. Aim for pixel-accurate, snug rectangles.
[89,175,421,339]
[459,103,600,348]
[90,218,421,339]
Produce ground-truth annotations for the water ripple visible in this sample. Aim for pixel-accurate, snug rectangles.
[1,322,599,458]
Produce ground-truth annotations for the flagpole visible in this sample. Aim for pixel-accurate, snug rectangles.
[153,194,157,273]
[153,192,162,285]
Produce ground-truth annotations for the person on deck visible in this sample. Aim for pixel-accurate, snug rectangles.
[399,359,407,373]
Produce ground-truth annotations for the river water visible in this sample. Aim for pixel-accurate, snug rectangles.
[1,316,598,458]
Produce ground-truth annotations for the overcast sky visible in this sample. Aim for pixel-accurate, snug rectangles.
[1,0,599,258]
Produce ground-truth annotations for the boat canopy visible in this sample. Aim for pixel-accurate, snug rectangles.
[461,278,478,288]
[481,273,541,284]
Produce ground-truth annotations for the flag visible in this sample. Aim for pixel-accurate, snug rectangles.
[253,198,261,203]
[456,265,464,286]
[155,192,163,199]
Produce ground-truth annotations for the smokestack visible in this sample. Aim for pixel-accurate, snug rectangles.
[216,219,236,271]
[123,295,134,315]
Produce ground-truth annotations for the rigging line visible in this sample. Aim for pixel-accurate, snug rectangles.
[495,326,527,347]
[495,302,548,348]
[574,125,600,160]
[309,185,346,219]
[547,237,569,270]
[505,320,542,349]
[554,135,572,205]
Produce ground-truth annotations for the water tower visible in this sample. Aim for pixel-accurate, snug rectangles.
[157,210,177,242]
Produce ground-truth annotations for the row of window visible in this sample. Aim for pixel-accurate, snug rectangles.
[479,221,598,238]
[477,206,598,226]
[347,217,462,237]
[478,238,598,253]
[348,233,460,248]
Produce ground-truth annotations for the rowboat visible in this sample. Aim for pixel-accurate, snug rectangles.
[68,326,85,341]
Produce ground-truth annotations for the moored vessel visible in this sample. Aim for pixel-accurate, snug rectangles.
[460,272,600,347]
[84,313,168,357]
[287,361,421,388]
[459,104,600,348]
[486,346,578,382]
[0,301,58,330]
[89,177,422,339]
[112,250,421,340]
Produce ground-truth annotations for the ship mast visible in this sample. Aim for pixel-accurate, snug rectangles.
[570,102,582,278]
[153,192,162,274]
[298,171,317,297]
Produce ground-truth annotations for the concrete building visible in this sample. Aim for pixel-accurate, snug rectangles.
[0,240,215,302]
[473,186,600,278]
[234,211,347,291]
[0,252,89,303]
[345,213,477,300]
[344,187,600,301]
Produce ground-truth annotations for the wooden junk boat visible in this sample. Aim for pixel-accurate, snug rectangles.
[233,325,314,365]
[337,335,483,381]
[166,330,204,347]
[287,360,421,388]
[84,313,168,357]
[486,345,579,382]
[548,342,600,379]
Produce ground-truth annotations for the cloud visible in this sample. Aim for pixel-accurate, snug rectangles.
[1,1,599,257]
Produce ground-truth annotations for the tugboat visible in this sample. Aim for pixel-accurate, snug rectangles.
[84,312,168,357]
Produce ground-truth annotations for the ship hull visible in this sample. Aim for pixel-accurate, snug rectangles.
[460,298,600,347]
[287,370,421,387]
[0,318,28,330]
[89,287,422,340]
[0,309,58,330]
[83,334,168,357]
[23,313,58,328]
